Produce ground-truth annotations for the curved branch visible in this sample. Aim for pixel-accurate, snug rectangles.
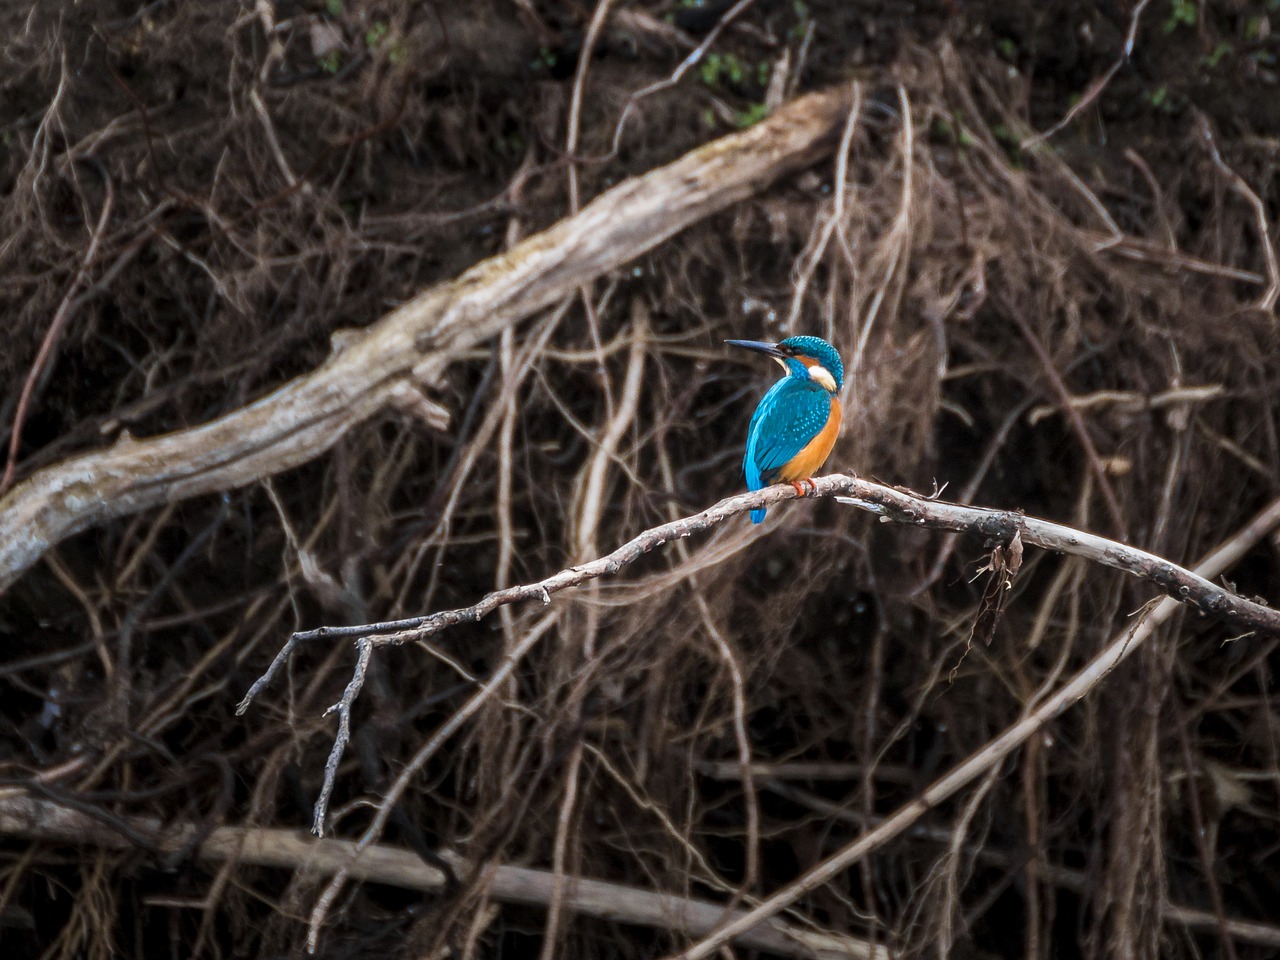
[238,476,1279,851]
[0,84,859,596]
[246,474,1280,684]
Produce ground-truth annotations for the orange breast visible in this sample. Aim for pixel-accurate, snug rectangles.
[778,395,842,481]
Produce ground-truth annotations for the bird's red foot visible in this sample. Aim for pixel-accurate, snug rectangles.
[789,478,817,497]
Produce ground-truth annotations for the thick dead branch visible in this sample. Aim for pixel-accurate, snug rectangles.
[0,84,858,596]
[0,793,877,960]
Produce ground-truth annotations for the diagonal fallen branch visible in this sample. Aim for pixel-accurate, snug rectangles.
[0,793,878,960]
[756,779,1280,949]
[239,474,1279,857]
[0,83,859,597]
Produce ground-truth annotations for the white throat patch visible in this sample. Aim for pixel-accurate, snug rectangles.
[808,364,837,392]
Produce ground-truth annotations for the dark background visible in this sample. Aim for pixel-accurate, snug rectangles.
[2,1,1279,957]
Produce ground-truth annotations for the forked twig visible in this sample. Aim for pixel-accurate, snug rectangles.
[610,0,760,156]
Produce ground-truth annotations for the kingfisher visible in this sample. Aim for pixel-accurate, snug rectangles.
[726,335,844,523]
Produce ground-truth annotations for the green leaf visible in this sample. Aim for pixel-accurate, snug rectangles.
[734,103,770,128]
[1202,41,1232,68]
[365,21,388,49]
[1162,0,1196,33]
[699,53,722,86]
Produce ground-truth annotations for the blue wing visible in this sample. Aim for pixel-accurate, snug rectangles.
[743,378,832,523]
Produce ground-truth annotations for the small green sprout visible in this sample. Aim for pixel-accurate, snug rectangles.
[365,21,388,49]
[1202,41,1232,68]
[1162,0,1196,33]
[734,103,770,128]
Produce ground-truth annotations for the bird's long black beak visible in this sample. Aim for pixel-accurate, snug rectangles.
[725,339,784,358]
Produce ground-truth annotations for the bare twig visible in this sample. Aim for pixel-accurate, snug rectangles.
[784,84,863,332]
[1173,702,1241,960]
[852,86,913,374]
[565,0,614,215]
[563,0,617,436]
[1009,309,1128,538]
[1088,229,1267,284]
[610,0,760,156]
[248,88,301,191]
[570,304,647,560]
[1198,114,1280,312]
[311,637,373,836]
[300,610,555,941]
[1024,0,1152,146]
[1027,385,1225,426]
[2,158,114,495]
[765,780,1280,949]
[242,476,1279,685]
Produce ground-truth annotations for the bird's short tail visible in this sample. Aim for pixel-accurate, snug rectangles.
[750,507,766,524]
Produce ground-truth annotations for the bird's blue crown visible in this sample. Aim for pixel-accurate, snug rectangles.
[777,335,844,390]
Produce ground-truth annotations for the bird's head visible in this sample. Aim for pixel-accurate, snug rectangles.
[725,335,844,393]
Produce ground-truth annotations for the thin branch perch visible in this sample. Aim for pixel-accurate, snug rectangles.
[246,474,1280,670]
[240,475,1279,853]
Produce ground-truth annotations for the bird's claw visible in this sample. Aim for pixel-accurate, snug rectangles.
[789,479,817,497]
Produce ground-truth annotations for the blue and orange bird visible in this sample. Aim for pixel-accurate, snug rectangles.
[726,335,844,523]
